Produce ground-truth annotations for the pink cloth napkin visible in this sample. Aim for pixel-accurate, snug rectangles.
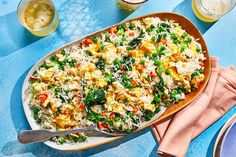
[152,57,236,157]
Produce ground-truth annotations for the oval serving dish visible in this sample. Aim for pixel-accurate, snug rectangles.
[220,116,236,157]
[22,12,211,151]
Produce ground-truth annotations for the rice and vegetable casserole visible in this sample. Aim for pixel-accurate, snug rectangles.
[27,17,206,144]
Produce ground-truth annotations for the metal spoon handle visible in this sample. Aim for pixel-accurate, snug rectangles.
[18,125,97,144]
[53,124,98,136]
[18,129,53,144]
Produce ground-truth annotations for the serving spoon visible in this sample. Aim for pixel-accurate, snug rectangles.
[18,124,128,144]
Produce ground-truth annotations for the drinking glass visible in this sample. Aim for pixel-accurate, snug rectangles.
[17,0,59,36]
[192,0,236,22]
[117,0,148,11]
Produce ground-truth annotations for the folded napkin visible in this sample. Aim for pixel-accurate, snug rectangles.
[152,57,236,157]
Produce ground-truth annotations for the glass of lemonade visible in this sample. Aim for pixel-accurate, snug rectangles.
[192,0,236,22]
[17,0,59,36]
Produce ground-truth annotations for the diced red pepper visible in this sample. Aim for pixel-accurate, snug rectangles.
[195,82,200,88]
[192,79,200,88]
[199,61,204,67]
[38,94,48,103]
[129,31,135,36]
[98,123,103,129]
[160,38,167,46]
[120,65,125,71]
[162,94,166,101]
[79,102,85,110]
[84,38,93,46]
[150,72,157,78]
[132,106,139,113]
[131,80,137,86]
[82,43,87,47]
[98,122,108,129]
[102,122,109,128]
[109,112,115,120]
[30,76,38,82]
[101,111,106,117]
[137,65,145,73]
[173,67,178,74]
[109,27,118,34]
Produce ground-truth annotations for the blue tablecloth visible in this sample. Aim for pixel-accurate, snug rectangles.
[0,0,235,156]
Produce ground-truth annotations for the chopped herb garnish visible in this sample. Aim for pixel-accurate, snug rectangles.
[96,58,106,70]
[155,106,161,113]
[105,33,111,42]
[84,88,106,106]
[191,71,198,77]
[140,60,145,65]
[199,68,204,74]
[128,27,144,49]
[154,60,161,66]
[122,36,126,41]
[146,24,155,33]
[104,74,115,83]
[40,63,48,69]
[59,139,66,145]
[127,46,132,50]
[129,23,135,29]
[61,50,66,56]
[144,110,154,120]
[196,47,201,53]
[165,102,171,107]
[101,44,106,50]
[151,36,156,41]
[92,37,98,43]
[32,108,41,123]
[126,129,132,134]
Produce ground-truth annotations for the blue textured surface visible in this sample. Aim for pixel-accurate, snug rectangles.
[0,0,235,157]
